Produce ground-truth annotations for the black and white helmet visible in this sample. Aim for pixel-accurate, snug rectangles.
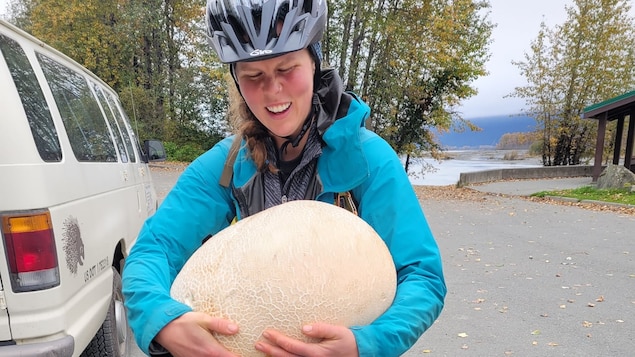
[206,0,327,63]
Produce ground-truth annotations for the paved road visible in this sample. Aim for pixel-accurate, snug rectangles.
[404,184,634,356]
[131,168,634,356]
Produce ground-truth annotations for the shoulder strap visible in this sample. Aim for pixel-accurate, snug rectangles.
[219,136,242,188]
[335,191,358,216]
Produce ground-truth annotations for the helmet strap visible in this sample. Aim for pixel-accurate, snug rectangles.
[277,94,319,157]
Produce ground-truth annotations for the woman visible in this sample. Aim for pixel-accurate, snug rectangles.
[122,0,446,356]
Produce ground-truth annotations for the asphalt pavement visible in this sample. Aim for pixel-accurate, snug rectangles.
[404,178,634,356]
[137,169,634,356]
[468,177,594,196]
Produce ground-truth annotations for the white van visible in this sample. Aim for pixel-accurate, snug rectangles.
[0,20,164,356]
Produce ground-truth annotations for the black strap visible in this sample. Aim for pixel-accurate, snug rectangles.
[148,340,173,356]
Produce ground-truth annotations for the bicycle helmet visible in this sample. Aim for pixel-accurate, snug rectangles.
[206,0,327,64]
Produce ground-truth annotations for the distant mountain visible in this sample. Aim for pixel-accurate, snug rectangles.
[436,114,537,149]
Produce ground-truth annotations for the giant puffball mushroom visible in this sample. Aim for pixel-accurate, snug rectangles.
[170,200,397,356]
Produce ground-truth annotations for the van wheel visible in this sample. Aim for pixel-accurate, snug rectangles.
[81,267,130,357]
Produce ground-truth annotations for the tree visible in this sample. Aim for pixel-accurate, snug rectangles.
[327,0,493,173]
[511,0,635,166]
[25,0,126,87]
[10,0,228,153]
[10,0,493,165]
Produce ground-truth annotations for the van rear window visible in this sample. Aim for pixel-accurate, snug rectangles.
[37,53,117,162]
[0,34,62,162]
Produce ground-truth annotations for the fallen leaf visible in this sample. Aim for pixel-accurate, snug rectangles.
[422,349,432,353]
[461,344,469,350]
[531,330,541,335]
[548,342,559,347]
[458,332,468,338]
[582,321,593,328]
[588,303,596,307]
[596,296,605,302]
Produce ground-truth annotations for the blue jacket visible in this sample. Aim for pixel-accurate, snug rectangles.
[123,71,446,357]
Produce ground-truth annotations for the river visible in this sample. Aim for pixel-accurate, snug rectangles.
[408,150,542,186]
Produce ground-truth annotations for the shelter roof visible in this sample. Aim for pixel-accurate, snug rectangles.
[583,89,635,120]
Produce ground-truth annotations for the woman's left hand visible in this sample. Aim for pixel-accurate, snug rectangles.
[255,323,359,357]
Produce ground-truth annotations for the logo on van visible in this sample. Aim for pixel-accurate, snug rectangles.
[62,216,85,275]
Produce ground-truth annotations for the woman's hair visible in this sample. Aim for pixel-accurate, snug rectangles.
[227,74,276,173]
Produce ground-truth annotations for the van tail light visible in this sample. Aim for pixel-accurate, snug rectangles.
[2,211,60,292]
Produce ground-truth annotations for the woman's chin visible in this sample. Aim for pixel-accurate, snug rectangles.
[268,127,300,139]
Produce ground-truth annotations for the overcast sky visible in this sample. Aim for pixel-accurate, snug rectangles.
[459,0,569,117]
[1,1,628,118]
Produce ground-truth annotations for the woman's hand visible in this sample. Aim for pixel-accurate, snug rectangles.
[155,311,240,357]
[255,323,359,357]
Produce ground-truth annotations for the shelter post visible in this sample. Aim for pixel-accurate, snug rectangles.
[593,112,608,182]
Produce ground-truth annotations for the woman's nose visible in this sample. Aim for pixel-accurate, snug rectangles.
[263,76,282,94]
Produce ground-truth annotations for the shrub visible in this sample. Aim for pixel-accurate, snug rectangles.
[164,142,205,162]
[502,151,521,161]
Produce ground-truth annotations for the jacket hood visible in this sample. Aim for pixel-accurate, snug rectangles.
[315,68,345,135]
[314,69,371,192]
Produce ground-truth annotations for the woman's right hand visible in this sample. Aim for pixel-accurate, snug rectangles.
[155,311,240,357]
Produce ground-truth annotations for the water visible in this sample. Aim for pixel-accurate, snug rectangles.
[407,150,542,186]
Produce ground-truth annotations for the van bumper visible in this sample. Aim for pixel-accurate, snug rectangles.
[0,335,74,356]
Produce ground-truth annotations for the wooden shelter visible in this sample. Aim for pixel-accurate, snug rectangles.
[583,90,635,182]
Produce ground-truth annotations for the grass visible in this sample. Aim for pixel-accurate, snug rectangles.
[531,186,635,206]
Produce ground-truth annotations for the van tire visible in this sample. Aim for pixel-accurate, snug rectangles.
[80,267,130,357]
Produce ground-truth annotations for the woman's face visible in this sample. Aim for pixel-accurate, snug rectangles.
[235,50,315,143]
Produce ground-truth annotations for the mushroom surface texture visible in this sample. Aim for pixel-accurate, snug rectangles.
[170,199,397,356]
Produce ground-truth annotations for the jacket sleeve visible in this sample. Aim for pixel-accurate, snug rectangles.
[122,138,236,354]
[350,133,446,357]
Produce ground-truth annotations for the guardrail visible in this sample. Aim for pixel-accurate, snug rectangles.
[457,165,598,187]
